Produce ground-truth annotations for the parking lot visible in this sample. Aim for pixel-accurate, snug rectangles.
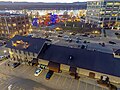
[0,60,109,90]
[31,30,120,54]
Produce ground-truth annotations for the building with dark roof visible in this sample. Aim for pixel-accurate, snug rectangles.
[6,35,51,64]
[6,35,120,82]
[38,44,120,76]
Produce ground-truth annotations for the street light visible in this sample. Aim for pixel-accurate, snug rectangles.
[4,50,7,54]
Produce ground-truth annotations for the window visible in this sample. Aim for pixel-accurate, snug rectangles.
[13,23,16,26]
[19,50,21,54]
[24,51,26,55]
[15,49,17,53]
[114,2,120,5]
[106,2,113,5]
[28,52,30,56]
[33,53,35,57]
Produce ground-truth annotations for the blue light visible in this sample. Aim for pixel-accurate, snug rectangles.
[32,18,39,27]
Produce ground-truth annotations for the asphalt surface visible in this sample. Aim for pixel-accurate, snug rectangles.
[0,29,119,90]
[0,60,109,90]
[31,30,120,54]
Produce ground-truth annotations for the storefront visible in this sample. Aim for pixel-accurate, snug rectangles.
[48,61,60,72]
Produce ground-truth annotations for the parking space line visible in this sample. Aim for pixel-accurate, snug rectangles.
[93,85,95,90]
[62,77,67,86]
[69,78,73,89]
[56,75,61,84]
[85,82,87,90]
[101,87,104,90]
[20,66,31,74]
[77,80,80,90]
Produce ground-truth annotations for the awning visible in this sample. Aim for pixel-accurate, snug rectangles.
[48,61,60,72]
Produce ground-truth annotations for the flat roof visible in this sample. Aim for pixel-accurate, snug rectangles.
[6,35,50,54]
[38,44,120,77]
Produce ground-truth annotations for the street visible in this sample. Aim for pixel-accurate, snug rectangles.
[31,30,120,54]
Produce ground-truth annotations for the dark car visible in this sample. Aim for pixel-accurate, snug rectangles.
[115,32,120,35]
[11,62,20,68]
[69,39,72,42]
[57,35,62,37]
[46,70,54,80]
[109,41,116,44]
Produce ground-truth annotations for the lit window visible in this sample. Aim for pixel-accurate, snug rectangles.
[8,24,11,27]
[26,24,29,26]
[114,2,120,5]
[19,30,22,33]
[13,23,16,26]
[107,2,113,5]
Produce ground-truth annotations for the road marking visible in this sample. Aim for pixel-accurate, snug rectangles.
[93,85,95,90]
[77,80,80,90]
[62,77,67,86]
[1,78,15,90]
[69,78,73,89]
[21,66,30,73]
[56,75,61,84]
[85,82,87,90]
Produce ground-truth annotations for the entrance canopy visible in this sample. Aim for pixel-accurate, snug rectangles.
[48,61,60,72]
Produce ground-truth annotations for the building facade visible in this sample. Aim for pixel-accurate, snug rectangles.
[0,12,31,38]
[6,35,51,65]
[86,0,120,30]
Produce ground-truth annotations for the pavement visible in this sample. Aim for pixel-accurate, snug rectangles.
[0,60,110,90]
[31,30,120,54]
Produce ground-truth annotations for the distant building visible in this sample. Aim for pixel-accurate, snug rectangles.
[0,12,31,38]
[86,0,120,30]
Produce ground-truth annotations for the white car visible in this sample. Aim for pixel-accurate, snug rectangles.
[34,68,43,76]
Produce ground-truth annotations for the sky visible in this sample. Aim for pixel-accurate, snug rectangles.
[0,0,92,3]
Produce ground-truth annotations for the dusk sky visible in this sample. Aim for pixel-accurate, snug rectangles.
[0,0,93,2]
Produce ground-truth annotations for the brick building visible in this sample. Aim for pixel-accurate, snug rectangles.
[0,12,31,38]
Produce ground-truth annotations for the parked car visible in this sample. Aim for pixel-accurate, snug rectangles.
[38,64,46,69]
[70,32,76,36]
[64,35,70,41]
[58,31,64,34]
[99,43,105,47]
[34,68,43,76]
[57,35,62,37]
[11,62,20,68]
[109,41,116,44]
[46,70,54,80]
[97,75,117,90]
[68,38,72,42]
[115,32,120,35]
[76,37,81,40]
